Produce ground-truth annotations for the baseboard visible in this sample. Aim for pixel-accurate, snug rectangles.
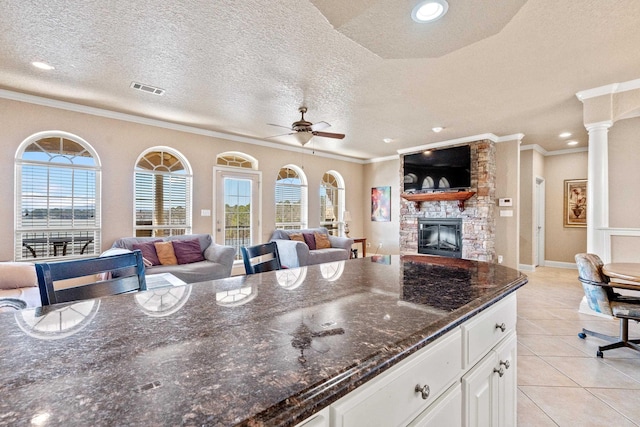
[518,264,536,272]
[543,260,577,269]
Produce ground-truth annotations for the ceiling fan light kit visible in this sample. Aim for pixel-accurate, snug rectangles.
[267,107,345,145]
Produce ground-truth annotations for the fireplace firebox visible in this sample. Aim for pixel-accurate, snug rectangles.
[418,218,462,258]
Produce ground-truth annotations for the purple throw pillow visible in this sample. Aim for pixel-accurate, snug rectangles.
[302,233,316,250]
[172,238,205,265]
[132,240,161,266]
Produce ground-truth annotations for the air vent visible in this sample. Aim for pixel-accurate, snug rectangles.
[130,81,165,96]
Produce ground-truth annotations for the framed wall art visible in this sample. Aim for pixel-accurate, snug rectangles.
[564,179,587,227]
[371,186,391,222]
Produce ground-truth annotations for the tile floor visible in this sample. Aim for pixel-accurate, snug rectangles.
[517,266,640,426]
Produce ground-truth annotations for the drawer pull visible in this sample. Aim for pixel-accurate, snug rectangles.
[415,384,430,400]
[499,359,510,369]
[493,367,505,377]
[495,322,506,332]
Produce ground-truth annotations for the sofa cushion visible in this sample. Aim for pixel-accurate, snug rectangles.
[314,232,331,249]
[172,238,205,265]
[303,233,316,250]
[0,262,37,290]
[289,233,305,242]
[154,241,178,265]
[132,240,161,266]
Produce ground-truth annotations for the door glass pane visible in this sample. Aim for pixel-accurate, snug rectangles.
[224,177,252,260]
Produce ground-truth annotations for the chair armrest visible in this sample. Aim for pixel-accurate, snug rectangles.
[204,243,236,270]
[272,239,309,268]
[328,235,354,251]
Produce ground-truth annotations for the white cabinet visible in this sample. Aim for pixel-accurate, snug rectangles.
[331,329,462,427]
[462,332,517,427]
[300,293,518,427]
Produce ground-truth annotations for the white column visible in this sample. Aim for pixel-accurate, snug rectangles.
[585,121,612,255]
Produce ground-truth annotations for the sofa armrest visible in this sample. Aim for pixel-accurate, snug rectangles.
[204,243,236,275]
[328,235,354,251]
[272,239,310,268]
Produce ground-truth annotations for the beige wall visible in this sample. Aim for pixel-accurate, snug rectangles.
[362,159,401,255]
[1,97,364,261]
[495,140,520,269]
[609,117,640,228]
[543,151,588,263]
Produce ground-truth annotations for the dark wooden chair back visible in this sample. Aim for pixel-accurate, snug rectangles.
[241,242,282,275]
[35,250,147,306]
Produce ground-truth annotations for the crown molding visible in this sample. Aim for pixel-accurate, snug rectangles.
[365,154,400,164]
[520,144,588,156]
[0,89,366,164]
[576,78,640,101]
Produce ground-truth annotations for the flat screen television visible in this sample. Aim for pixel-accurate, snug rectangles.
[403,145,471,192]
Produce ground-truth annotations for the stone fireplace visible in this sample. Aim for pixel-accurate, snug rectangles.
[400,140,496,262]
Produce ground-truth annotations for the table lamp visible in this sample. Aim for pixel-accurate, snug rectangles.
[343,211,352,237]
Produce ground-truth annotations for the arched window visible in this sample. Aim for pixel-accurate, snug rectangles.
[15,131,101,260]
[134,147,192,237]
[320,171,345,236]
[216,151,258,169]
[275,165,307,230]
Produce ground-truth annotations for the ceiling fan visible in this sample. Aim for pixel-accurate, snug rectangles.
[267,107,345,144]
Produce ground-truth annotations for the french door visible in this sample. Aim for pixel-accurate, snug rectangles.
[214,167,261,261]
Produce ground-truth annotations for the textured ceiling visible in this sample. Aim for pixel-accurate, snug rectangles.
[1,0,640,160]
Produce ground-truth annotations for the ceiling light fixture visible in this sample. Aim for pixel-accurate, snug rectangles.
[559,132,572,138]
[432,126,444,133]
[31,61,55,71]
[567,140,579,146]
[383,138,393,143]
[412,0,449,23]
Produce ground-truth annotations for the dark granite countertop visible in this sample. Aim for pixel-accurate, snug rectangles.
[0,255,526,426]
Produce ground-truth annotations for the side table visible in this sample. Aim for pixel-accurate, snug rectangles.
[351,238,367,258]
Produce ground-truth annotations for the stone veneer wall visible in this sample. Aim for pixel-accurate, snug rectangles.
[399,140,496,261]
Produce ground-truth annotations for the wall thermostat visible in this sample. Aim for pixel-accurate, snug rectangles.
[498,198,513,207]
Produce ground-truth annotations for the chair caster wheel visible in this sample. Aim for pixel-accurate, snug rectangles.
[597,350,604,358]
[578,332,586,339]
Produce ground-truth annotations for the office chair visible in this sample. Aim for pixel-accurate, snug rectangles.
[241,242,282,275]
[35,250,147,306]
[575,253,640,357]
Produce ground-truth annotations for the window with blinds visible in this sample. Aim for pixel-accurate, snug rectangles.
[15,134,101,261]
[134,149,192,237]
[275,166,307,230]
[320,171,345,236]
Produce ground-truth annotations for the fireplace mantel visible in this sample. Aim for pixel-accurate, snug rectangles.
[401,191,476,212]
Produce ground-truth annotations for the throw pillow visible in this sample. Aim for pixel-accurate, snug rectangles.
[302,233,316,250]
[154,241,178,265]
[314,232,331,249]
[0,262,37,289]
[289,233,305,242]
[172,238,205,264]
[132,240,161,266]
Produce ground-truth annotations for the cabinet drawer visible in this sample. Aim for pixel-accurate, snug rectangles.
[461,294,516,369]
[331,328,461,427]
[407,381,461,427]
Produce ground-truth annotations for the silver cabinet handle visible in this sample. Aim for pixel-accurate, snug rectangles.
[500,359,510,369]
[415,384,430,400]
[493,367,505,377]
[495,322,506,332]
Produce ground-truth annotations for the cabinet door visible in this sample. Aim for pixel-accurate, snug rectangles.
[495,332,517,427]
[462,351,498,427]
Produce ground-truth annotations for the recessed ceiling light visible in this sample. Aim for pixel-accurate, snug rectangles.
[559,132,572,138]
[31,61,55,71]
[432,126,444,133]
[412,0,449,23]
[567,140,579,146]
[383,138,393,143]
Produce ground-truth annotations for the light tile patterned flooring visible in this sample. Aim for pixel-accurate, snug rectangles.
[517,267,640,426]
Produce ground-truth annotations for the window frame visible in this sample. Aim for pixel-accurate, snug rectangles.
[275,164,308,230]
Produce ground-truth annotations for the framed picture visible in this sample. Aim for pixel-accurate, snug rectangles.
[371,186,391,222]
[564,179,587,227]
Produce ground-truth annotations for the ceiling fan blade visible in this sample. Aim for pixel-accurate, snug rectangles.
[310,121,331,132]
[312,131,345,140]
[267,123,293,130]
[265,132,295,139]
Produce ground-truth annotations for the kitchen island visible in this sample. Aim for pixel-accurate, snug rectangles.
[0,255,526,426]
